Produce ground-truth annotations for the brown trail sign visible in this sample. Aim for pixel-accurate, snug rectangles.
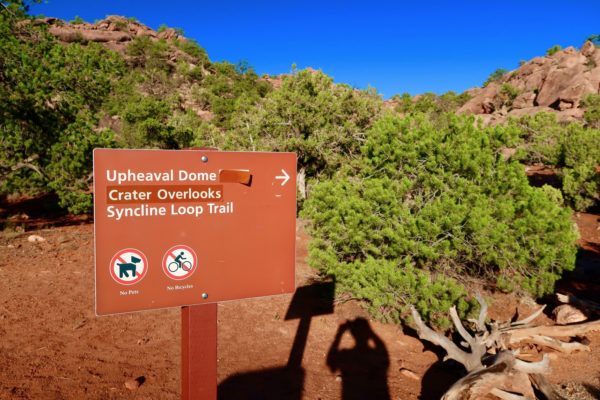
[93,149,297,399]
[94,149,296,315]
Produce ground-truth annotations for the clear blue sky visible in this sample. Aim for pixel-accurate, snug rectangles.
[31,1,600,98]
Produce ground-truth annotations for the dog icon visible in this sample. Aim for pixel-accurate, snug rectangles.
[117,256,141,278]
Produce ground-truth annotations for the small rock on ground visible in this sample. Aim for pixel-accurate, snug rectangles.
[27,235,46,243]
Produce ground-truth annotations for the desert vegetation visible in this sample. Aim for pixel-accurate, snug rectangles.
[1,1,599,329]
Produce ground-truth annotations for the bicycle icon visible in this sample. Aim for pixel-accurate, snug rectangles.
[168,251,193,272]
[163,245,197,280]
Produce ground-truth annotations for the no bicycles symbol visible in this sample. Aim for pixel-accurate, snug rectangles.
[109,249,148,285]
[162,245,197,280]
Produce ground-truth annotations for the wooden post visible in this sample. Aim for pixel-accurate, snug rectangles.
[182,303,218,400]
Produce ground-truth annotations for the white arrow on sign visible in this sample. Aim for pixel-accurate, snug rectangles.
[275,169,290,186]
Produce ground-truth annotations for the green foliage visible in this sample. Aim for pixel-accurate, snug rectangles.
[0,0,32,17]
[126,36,170,71]
[104,75,199,149]
[193,61,271,129]
[587,34,600,47]
[105,29,268,152]
[224,68,382,178]
[561,127,600,211]
[483,68,508,87]
[546,45,562,56]
[302,113,578,327]
[582,94,600,128]
[0,13,125,212]
[500,83,520,106]
[174,38,210,67]
[46,118,117,213]
[113,20,127,31]
[70,15,85,25]
[394,91,471,115]
[509,112,565,165]
[509,112,600,211]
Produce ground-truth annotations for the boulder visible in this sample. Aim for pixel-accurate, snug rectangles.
[535,64,592,108]
[552,304,587,325]
[581,40,596,57]
[507,106,554,118]
[83,30,132,42]
[557,107,585,122]
[512,92,536,109]
[458,43,599,124]
[49,26,131,43]
[458,84,499,115]
[481,99,496,114]
[158,28,179,40]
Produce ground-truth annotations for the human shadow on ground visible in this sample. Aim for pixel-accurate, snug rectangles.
[326,317,391,400]
[218,280,335,400]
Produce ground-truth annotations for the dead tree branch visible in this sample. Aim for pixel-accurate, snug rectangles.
[410,306,483,372]
[0,154,44,180]
[410,297,596,399]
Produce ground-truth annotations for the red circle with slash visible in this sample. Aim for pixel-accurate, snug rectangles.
[109,248,148,285]
[163,245,197,280]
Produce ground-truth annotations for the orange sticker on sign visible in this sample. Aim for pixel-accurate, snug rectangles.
[94,149,296,315]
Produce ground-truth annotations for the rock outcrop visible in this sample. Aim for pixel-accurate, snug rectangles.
[459,42,600,125]
[38,16,185,54]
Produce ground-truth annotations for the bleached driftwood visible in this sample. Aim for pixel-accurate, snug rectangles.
[410,294,599,400]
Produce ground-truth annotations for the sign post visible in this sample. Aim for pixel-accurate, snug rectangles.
[182,304,217,400]
[93,149,297,398]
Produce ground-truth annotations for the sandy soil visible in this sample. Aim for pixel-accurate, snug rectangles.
[0,213,599,399]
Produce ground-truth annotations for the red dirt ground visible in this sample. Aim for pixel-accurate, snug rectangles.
[0,212,599,399]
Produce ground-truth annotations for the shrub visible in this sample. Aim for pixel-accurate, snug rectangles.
[546,45,562,56]
[0,14,125,213]
[483,68,508,87]
[70,15,85,25]
[500,83,520,107]
[393,92,471,115]
[582,93,600,128]
[392,93,413,113]
[302,113,578,327]
[508,112,600,211]
[225,68,382,178]
[126,36,170,71]
[508,112,564,165]
[561,126,600,211]
[174,38,210,67]
[198,61,272,129]
[113,20,128,31]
